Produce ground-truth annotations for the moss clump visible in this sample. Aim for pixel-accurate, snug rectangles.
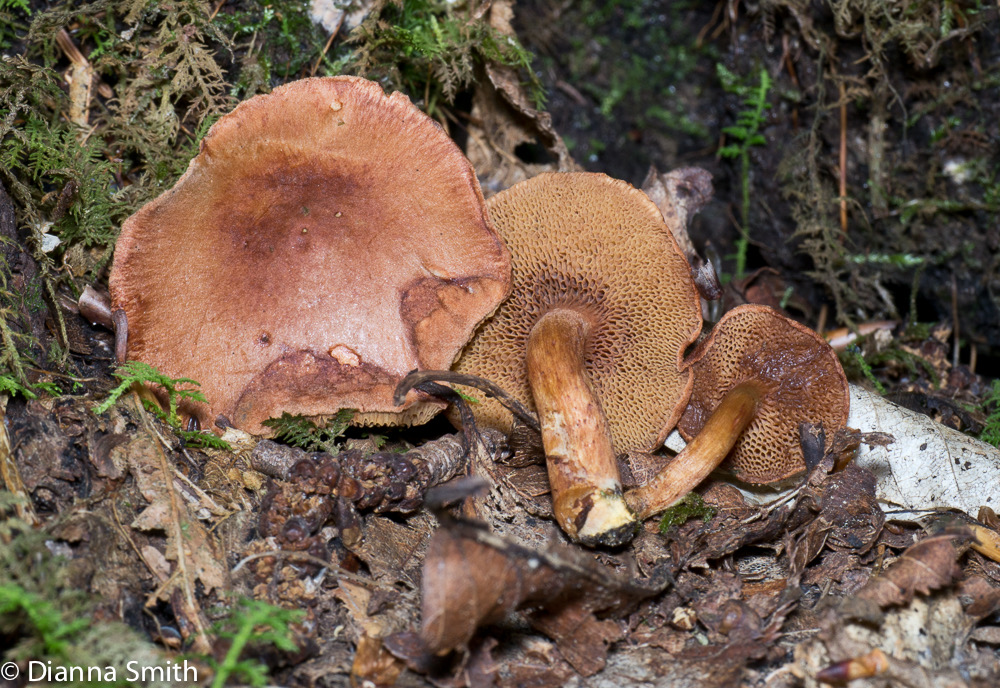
[658,493,716,533]
[348,0,544,117]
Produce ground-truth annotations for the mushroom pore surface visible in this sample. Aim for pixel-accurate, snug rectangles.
[676,305,850,483]
[455,172,702,452]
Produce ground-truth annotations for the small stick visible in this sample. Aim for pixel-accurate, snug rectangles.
[838,81,848,238]
[210,0,226,20]
[951,273,960,370]
[112,309,128,363]
[815,303,828,339]
[56,29,94,131]
[311,14,343,77]
[394,369,540,434]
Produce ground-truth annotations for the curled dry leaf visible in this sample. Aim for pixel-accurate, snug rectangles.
[641,166,721,301]
[350,633,404,688]
[465,1,576,194]
[856,530,970,609]
[419,519,666,675]
[109,396,228,653]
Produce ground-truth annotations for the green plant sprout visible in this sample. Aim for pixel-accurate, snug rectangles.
[0,374,59,399]
[0,0,29,49]
[981,380,1000,448]
[839,344,885,394]
[93,361,230,450]
[0,584,90,657]
[718,64,772,280]
[209,598,303,688]
[350,0,544,117]
[262,409,355,455]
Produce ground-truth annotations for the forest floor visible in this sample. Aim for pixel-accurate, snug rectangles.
[1,1,1000,687]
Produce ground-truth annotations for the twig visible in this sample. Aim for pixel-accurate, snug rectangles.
[209,0,226,20]
[55,29,94,132]
[951,273,960,370]
[838,81,848,238]
[231,550,394,590]
[394,369,541,434]
[134,395,213,653]
[311,13,344,77]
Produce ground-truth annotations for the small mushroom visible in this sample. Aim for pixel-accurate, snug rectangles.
[455,172,703,546]
[625,304,849,520]
[110,77,510,434]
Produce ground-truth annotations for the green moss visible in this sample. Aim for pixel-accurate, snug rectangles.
[94,361,231,449]
[839,344,886,394]
[658,493,716,533]
[981,381,1000,447]
[347,0,544,117]
[213,0,332,97]
[262,409,355,455]
[554,0,710,161]
[0,497,169,686]
[0,0,30,50]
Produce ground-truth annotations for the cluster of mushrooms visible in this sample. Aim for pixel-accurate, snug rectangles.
[109,76,850,548]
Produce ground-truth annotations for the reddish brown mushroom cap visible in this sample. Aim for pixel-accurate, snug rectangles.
[110,76,510,434]
[677,304,850,483]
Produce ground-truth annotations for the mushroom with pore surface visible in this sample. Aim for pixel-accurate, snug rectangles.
[624,304,850,520]
[110,76,511,434]
[454,172,703,546]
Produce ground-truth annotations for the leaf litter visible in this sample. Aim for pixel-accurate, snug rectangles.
[1,0,1000,686]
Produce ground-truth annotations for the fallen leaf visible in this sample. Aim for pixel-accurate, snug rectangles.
[850,385,1000,518]
[350,633,404,688]
[856,530,970,608]
[419,518,666,663]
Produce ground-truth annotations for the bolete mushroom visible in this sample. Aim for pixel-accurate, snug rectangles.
[625,304,850,520]
[454,172,703,546]
[110,76,510,434]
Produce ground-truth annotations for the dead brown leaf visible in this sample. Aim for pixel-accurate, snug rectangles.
[857,530,970,608]
[110,395,230,652]
[419,518,666,667]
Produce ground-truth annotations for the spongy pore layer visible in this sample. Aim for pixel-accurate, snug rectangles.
[456,172,703,452]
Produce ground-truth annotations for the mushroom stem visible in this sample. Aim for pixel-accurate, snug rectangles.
[526,308,638,546]
[625,381,761,520]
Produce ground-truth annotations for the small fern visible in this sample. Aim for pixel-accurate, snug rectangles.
[718,64,772,280]
[94,361,206,424]
[94,361,229,449]
[262,410,354,454]
[209,598,303,688]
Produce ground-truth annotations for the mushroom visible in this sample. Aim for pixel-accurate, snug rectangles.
[625,304,850,520]
[454,172,703,546]
[110,76,511,434]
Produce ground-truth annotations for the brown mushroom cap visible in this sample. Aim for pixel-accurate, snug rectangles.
[676,304,850,483]
[110,76,510,434]
[455,172,703,451]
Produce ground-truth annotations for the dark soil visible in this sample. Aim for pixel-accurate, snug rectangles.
[516,0,1000,373]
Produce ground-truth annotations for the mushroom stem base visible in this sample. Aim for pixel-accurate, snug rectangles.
[527,308,638,546]
[625,381,760,520]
